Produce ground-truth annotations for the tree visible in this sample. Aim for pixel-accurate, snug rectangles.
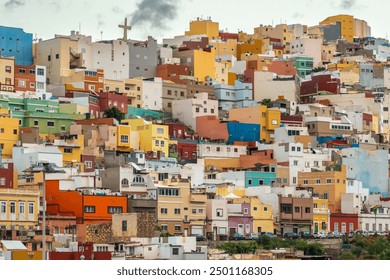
[260,99,272,108]
[103,106,125,122]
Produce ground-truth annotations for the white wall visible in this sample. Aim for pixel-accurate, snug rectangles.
[142,78,163,111]
[253,72,296,102]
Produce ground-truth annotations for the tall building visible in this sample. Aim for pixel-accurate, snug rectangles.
[0,25,33,66]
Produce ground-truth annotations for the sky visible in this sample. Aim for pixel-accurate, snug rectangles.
[0,0,389,42]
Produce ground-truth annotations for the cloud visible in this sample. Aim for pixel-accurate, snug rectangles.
[129,0,180,30]
[292,12,304,19]
[339,0,357,9]
[112,6,122,14]
[3,0,25,9]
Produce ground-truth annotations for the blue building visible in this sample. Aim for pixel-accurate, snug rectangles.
[0,26,33,66]
[227,122,260,144]
[214,80,258,111]
[359,64,384,88]
[245,170,277,188]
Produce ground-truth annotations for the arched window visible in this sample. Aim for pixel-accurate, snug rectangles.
[121,178,129,187]
[133,176,145,183]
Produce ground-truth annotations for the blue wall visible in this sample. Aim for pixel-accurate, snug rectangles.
[245,170,277,188]
[0,26,33,66]
[227,122,260,144]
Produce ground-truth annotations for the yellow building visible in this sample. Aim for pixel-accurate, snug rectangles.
[0,188,40,230]
[0,56,15,92]
[233,197,275,233]
[215,60,232,85]
[237,39,263,60]
[312,198,330,233]
[116,124,132,152]
[215,184,246,198]
[123,118,169,157]
[157,182,207,236]
[194,49,216,83]
[55,134,84,169]
[320,14,354,42]
[211,39,238,58]
[104,79,125,94]
[253,24,295,54]
[228,105,281,143]
[185,18,219,40]
[298,165,347,213]
[0,110,19,159]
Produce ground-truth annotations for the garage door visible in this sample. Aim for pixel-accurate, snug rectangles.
[191,226,203,235]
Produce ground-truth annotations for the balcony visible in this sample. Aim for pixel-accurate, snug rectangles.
[190,193,207,203]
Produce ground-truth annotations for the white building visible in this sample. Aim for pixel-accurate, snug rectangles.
[172,92,218,130]
[197,144,247,159]
[142,77,163,111]
[206,198,228,240]
[91,39,129,80]
[253,72,296,103]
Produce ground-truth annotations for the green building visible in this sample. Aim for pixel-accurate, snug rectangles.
[294,56,314,78]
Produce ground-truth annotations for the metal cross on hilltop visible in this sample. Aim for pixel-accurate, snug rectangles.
[118,18,132,41]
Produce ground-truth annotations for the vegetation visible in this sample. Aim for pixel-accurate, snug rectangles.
[103,106,125,122]
[217,237,325,256]
[260,99,272,108]
[338,235,390,260]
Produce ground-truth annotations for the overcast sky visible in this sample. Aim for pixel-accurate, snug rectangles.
[0,0,388,42]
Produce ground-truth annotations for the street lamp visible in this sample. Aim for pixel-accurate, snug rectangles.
[23,161,65,260]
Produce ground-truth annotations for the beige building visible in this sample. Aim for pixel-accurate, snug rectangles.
[162,81,188,113]
[124,78,143,109]
[0,56,15,92]
[112,212,156,239]
[157,183,207,237]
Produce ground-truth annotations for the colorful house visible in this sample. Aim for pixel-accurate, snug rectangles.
[313,198,330,233]
[0,109,19,159]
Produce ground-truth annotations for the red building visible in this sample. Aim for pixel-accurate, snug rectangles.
[268,60,297,76]
[81,154,96,173]
[156,64,190,85]
[0,162,14,188]
[330,213,359,234]
[219,32,239,41]
[196,116,229,142]
[178,37,210,52]
[298,74,340,103]
[49,242,111,260]
[177,140,198,163]
[97,91,128,116]
[14,65,36,92]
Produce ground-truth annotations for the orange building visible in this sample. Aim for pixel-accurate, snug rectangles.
[45,180,127,224]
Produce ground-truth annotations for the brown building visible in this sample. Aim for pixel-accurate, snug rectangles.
[279,196,313,235]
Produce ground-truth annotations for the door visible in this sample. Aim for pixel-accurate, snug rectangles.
[314,223,319,233]
[238,224,244,235]
[191,226,203,235]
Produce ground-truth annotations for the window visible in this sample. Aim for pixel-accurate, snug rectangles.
[47,121,54,127]
[341,222,346,233]
[61,125,66,132]
[303,180,308,185]
[122,220,127,231]
[132,176,145,183]
[19,68,26,74]
[195,108,199,113]
[161,224,168,231]
[160,140,165,147]
[120,135,129,143]
[121,178,129,187]
[28,202,34,214]
[64,148,72,154]
[155,140,159,146]
[244,208,248,214]
[192,209,197,214]
[174,225,181,231]
[108,206,123,214]
[216,208,223,217]
[248,179,252,186]
[293,160,298,166]
[349,223,354,233]
[5,66,11,73]
[55,54,60,59]
[37,82,44,89]
[295,207,300,213]
[314,203,318,209]
[29,69,35,74]
[323,192,328,199]
[174,208,181,215]
[0,178,5,186]
[167,90,172,95]
[258,180,264,185]
[264,207,268,212]
[172,248,179,255]
[161,208,168,214]
[34,120,39,126]
[84,206,95,213]
[10,202,16,214]
[84,161,92,169]
[48,55,51,61]
[0,201,6,214]
[281,204,292,213]
[305,207,311,213]
[316,179,320,184]
[157,127,164,134]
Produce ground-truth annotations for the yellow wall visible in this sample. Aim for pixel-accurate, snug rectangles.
[0,189,40,230]
[228,72,237,86]
[0,115,19,158]
[212,39,238,57]
[234,197,274,233]
[215,60,232,85]
[58,135,84,166]
[194,49,216,82]
[320,15,354,42]
[116,125,132,151]
[104,79,125,93]
[313,198,330,233]
[237,39,262,60]
[124,78,143,108]
[215,185,246,197]
[298,165,347,213]
[186,20,219,39]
